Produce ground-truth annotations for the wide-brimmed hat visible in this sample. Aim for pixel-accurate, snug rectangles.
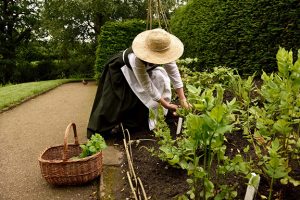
[132,28,184,65]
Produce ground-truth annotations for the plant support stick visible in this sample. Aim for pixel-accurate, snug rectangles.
[176,117,183,135]
[244,173,260,200]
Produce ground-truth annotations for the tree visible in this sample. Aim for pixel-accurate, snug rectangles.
[0,0,40,84]
[40,0,118,79]
[40,0,149,80]
[41,0,183,45]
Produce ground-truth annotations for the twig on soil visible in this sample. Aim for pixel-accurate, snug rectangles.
[121,125,149,200]
[121,124,134,162]
[123,138,137,184]
[127,171,138,200]
[138,177,148,200]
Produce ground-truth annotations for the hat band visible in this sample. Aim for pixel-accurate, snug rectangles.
[149,44,170,52]
[146,38,171,52]
[156,45,170,52]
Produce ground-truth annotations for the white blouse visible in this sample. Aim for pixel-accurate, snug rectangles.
[121,52,183,108]
[132,53,183,101]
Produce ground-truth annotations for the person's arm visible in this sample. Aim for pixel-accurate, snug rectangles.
[133,57,161,100]
[164,62,189,108]
[158,97,178,110]
[132,57,180,110]
[163,61,183,89]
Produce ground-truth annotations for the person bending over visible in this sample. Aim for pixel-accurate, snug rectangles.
[87,28,189,139]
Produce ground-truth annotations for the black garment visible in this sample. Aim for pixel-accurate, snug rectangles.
[87,48,149,138]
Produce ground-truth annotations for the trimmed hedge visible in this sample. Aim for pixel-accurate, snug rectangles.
[170,0,300,75]
[10,59,93,84]
[94,19,146,79]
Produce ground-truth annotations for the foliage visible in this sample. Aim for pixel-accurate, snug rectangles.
[263,139,291,199]
[0,0,41,84]
[79,134,107,158]
[42,0,180,82]
[41,0,103,80]
[178,64,236,89]
[0,0,186,83]
[245,47,300,199]
[0,0,96,84]
[94,19,147,78]
[42,0,115,43]
[94,0,186,79]
[112,0,147,20]
[171,0,300,75]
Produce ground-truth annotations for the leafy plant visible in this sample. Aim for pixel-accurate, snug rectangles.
[245,47,300,198]
[178,65,235,89]
[153,83,250,199]
[79,134,107,158]
[227,71,259,153]
[181,87,244,200]
[151,47,300,199]
[262,139,291,200]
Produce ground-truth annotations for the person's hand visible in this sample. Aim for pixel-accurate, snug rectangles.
[165,102,179,116]
[159,98,178,110]
[179,99,191,109]
[166,103,178,111]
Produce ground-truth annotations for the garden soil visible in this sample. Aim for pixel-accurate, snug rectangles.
[0,82,99,200]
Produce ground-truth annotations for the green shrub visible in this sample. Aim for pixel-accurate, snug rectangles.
[10,60,57,83]
[94,19,146,79]
[171,0,300,75]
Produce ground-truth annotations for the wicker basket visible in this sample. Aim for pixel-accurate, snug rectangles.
[38,123,103,185]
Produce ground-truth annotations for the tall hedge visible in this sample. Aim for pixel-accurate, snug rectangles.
[171,0,300,75]
[94,19,147,79]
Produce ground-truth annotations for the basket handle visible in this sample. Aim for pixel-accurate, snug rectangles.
[63,123,79,161]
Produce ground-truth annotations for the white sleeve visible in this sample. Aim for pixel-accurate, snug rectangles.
[132,57,161,101]
[163,61,184,89]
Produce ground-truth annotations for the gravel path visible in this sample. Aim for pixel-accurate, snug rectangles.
[0,82,98,200]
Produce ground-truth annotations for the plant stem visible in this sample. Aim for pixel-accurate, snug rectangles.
[203,143,207,200]
[268,176,274,200]
[193,140,201,200]
[246,104,257,152]
[207,131,216,179]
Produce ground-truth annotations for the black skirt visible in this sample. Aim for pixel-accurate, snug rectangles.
[87,51,149,138]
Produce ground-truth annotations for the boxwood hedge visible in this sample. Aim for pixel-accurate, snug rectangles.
[171,0,300,75]
[94,19,146,79]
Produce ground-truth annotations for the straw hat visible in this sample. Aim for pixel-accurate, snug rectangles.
[132,28,184,65]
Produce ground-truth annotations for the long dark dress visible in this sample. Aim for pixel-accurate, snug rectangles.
[87,49,149,138]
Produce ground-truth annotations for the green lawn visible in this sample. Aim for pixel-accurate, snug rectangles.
[0,79,78,111]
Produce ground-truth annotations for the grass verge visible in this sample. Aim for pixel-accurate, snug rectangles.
[0,79,79,112]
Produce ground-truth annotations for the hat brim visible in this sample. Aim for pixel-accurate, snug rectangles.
[132,30,184,65]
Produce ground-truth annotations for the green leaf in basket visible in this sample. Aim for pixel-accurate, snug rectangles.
[79,133,107,158]
[89,146,97,153]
